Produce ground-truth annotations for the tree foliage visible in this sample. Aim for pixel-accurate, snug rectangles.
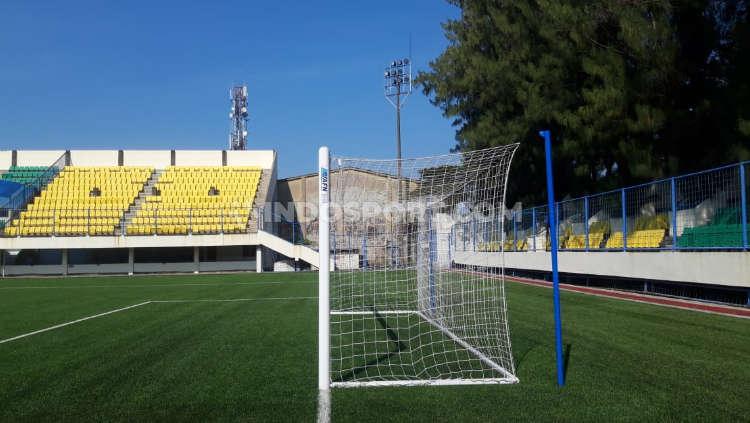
[419,0,750,204]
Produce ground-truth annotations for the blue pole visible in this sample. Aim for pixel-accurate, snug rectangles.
[472,217,477,252]
[427,209,436,313]
[621,189,627,251]
[463,222,466,251]
[448,226,453,264]
[532,208,537,251]
[540,129,565,387]
[512,211,517,251]
[671,177,678,250]
[740,164,748,250]
[584,197,589,251]
[361,236,368,269]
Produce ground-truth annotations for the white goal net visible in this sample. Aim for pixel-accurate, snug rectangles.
[317,144,519,418]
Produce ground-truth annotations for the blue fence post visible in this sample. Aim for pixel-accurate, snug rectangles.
[584,196,589,251]
[427,208,436,314]
[556,203,561,250]
[448,226,453,264]
[540,129,565,387]
[512,211,517,251]
[621,189,627,251]
[532,207,537,251]
[740,163,748,250]
[472,217,477,252]
[671,177,678,250]
[361,236,368,269]
[463,222,466,251]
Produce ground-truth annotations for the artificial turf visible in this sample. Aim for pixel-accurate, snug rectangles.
[0,272,747,422]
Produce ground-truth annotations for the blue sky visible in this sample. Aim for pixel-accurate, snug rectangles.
[0,0,460,177]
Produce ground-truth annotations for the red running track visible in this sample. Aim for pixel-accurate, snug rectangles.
[504,274,750,319]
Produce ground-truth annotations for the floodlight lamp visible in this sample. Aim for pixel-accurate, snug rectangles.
[404,58,409,64]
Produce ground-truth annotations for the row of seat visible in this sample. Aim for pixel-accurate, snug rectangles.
[135,208,249,217]
[126,223,248,235]
[20,209,123,218]
[477,229,667,251]
[4,225,117,237]
[144,196,253,204]
[132,216,246,225]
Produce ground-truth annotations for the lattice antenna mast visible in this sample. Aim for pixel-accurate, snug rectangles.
[229,85,249,150]
[384,58,412,200]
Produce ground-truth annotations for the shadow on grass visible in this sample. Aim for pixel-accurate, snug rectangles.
[563,343,572,384]
[332,308,408,383]
[513,341,540,373]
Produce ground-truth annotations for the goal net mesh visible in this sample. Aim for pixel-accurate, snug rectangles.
[327,144,519,386]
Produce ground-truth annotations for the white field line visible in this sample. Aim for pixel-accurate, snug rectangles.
[0,281,314,290]
[330,310,415,315]
[0,296,319,345]
[151,296,317,303]
[0,302,152,345]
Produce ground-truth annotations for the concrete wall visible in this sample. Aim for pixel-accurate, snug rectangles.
[199,261,255,272]
[123,150,172,168]
[0,151,12,170]
[15,151,65,167]
[68,263,131,274]
[0,233,260,250]
[453,251,750,288]
[1,150,276,169]
[174,150,223,166]
[70,150,119,166]
[4,265,64,276]
[227,150,275,169]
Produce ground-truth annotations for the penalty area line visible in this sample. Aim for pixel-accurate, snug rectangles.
[151,296,318,303]
[0,301,152,345]
[0,296,318,345]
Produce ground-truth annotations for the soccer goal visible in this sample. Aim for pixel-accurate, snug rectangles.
[317,144,519,421]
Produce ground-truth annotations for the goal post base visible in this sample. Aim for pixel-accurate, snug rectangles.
[331,377,518,388]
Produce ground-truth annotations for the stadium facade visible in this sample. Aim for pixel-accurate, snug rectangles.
[0,149,748,305]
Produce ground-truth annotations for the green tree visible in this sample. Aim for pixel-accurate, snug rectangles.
[419,0,750,205]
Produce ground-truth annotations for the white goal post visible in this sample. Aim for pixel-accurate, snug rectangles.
[318,144,519,422]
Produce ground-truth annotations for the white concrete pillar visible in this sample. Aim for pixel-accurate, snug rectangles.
[194,246,200,274]
[61,249,68,276]
[128,248,134,276]
[256,246,263,273]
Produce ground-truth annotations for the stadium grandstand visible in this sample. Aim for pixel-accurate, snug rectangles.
[0,149,748,305]
[0,149,319,276]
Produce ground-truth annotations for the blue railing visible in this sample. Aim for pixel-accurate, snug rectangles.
[462,161,750,252]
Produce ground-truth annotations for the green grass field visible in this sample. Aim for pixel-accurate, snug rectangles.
[0,272,748,422]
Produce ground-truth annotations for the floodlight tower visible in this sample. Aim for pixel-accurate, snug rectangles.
[229,85,249,150]
[384,58,412,200]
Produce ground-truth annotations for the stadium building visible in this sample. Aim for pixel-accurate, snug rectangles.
[0,149,320,276]
[0,149,748,305]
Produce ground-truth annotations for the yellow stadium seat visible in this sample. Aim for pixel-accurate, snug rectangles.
[127,166,259,235]
[7,166,152,237]
[605,232,624,249]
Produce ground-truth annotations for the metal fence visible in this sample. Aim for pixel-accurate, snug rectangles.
[510,161,750,252]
